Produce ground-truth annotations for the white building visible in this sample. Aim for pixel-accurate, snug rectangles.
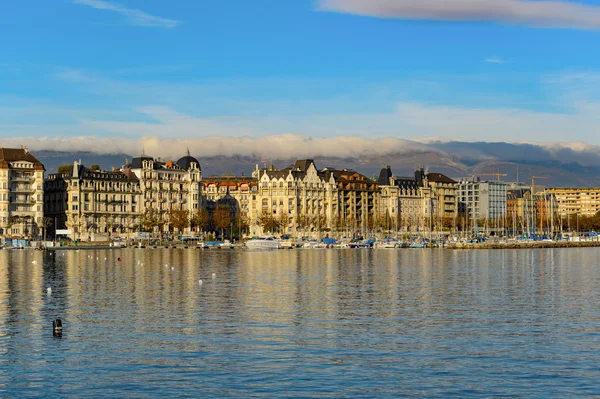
[458,177,507,228]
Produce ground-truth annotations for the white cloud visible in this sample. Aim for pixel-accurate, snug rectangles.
[484,57,504,64]
[55,69,92,82]
[319,0,600,29]
[73,0,181,28]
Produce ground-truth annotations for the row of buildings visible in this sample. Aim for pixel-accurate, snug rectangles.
[2,146,600,241]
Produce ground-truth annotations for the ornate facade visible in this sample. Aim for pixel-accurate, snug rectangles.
[128,152,202,234]
[44,161,142,241]
[0,147,45,238]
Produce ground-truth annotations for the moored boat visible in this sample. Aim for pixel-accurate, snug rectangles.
[245,236,283,250]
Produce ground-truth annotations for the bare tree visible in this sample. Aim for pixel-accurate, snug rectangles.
[41,217,52,241]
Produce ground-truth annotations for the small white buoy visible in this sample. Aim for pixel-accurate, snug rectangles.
[198,279,203,285]
[32,260,37,264]
[47,287,52,294]
[171,267,174,271]
[212,273,216,278]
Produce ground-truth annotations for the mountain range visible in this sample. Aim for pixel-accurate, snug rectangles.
[32,141,600,188]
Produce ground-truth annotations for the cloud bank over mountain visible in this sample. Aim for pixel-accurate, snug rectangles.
[7,135,600,167]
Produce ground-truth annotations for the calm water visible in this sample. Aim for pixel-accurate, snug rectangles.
[0,247,599,398]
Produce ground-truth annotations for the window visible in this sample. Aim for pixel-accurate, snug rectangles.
[72,205,78,210]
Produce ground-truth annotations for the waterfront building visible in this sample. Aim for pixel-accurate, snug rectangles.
[252,160,338,237]
[376,165,400,232]
[44,161,142,241]
[426,172,459,220]
[458,177,507,229]
[127,151,202,235]
[328,168,378,237]
[544,187,600,217]
[0,147,45,238]
[201,171,258,237]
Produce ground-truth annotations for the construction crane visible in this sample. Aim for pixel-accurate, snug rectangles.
[529,176,549,195]
[473,168,507,182]
[475,172,507,182]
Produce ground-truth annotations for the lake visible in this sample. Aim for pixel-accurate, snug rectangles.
[0,247,599,398]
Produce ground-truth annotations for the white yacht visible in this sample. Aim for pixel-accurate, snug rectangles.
[245,236,283,250]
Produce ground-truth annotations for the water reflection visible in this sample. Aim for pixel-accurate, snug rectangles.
[0,247,599,397]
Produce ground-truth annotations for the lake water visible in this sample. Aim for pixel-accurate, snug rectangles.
[0,247,599,398]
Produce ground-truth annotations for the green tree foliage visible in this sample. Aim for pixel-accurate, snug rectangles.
[57,165,73,174]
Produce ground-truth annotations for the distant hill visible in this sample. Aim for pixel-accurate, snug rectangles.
[32,141,600,188]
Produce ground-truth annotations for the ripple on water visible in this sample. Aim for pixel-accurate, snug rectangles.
[0,248,599,398]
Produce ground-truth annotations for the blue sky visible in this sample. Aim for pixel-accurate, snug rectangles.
[2,0,600,157]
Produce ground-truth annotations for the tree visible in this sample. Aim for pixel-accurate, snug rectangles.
[191,208,209,232]
[57,165,73,174]
[213,205,231,238]
[90,164,100,171]
[41,216,52,241]
[277,213,290,234]
[259,210,280,234]
[168,208,189,235]
[141,209,160,235]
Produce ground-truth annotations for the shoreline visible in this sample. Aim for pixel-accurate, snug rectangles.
[446,241,600,250]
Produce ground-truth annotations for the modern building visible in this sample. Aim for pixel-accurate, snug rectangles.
[458,177,507,232]
[544,187,600,217]
[0,147,45,238]
[44,161,142,241]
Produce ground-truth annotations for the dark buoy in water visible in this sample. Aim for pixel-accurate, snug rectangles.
[118,257,122,262]
[53,319,63,337]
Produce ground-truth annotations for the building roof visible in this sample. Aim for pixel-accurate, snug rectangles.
[176,155,201,171]
[377,165,393,186]
[0,147,45,170]
[426,173,456,184]
[292,159,315,172]
[130,155,153,169]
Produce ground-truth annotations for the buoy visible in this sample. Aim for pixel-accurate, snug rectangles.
[198,279,203,285]
[118,257,122,262]
[53,319,63,336]
[212,273,216,278]
[32,260,37,264]
[171,267,174,271]
[47,287,52,294]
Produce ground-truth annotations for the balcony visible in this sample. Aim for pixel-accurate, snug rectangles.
[11,210,36,217]
[11,175,35,182]
[12,198,36,205]
[10,186,36,193]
